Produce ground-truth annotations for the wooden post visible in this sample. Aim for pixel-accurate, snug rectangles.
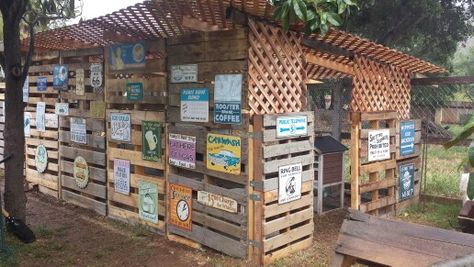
[350,112,361,210]
[247,124,254,259]
[252,115,264,266]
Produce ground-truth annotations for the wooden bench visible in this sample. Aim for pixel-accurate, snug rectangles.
[332,209,474,267]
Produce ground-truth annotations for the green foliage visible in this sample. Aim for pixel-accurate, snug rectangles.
[272,0,357,34]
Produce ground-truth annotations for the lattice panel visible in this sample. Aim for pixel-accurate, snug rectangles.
[247,19,307,115]
[351,56,411,119]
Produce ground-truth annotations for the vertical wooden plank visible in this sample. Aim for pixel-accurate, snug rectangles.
[252,115,264,266]
[247,124,254,259]
[351,112,361,210]
[317,155,324,214]
[369,120,379,216]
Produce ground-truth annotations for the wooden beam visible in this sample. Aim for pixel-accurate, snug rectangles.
[411,76,474,86]
[302,38,353,58]
[306,54,354,76]
[181,15,220,32]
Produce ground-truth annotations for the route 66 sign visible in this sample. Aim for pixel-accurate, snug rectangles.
[90,63,103,90]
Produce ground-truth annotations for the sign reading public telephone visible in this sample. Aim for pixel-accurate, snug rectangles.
[276,116,308,138]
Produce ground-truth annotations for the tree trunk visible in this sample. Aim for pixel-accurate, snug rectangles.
[1,1,27,222]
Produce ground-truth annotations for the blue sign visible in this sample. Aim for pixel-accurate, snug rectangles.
[215,103,241,124]
[109,42,146,71]
[180,88,209,122]
[37,76,47,91]
[400,120,416,156]
[399,163,415,201]
[276,116,308,138]
[53,65,68,91]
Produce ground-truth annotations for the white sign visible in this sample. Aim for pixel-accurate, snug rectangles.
[23,76,29,103]
[55,103,69,116]
[90,63,103,89]
[70,117,87,144]
[180,88,209,122]
[197,191,238,213]
[368,129,391,162]
[171,64,198,83]
[111,113,131,142]
[214,74,242,125]
[36,102,46,132]
[114,159,130,195]
[278,163,302,204]
[24,112,31,137]
[75,68,85,95]
[45,114,58,128]
[276,116,308,138]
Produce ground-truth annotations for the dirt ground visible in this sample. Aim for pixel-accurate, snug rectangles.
[2,192,346,267]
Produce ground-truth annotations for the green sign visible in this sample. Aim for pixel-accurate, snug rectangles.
[138,181,158,224]
[127,82,143,101]
[142,121,161,161]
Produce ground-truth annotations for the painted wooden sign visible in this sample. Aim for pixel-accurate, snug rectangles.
[35,144,48,173]
[90,63,103,89]
[53,64,68,91]
[74,156,89,189]
[400,120,416,156]
[206,133,241,175]
[22,76,29,103]
[109,42,146,71]
[24,112,31,137]
[138,181,159,224]
[36,102,46,132]
[126,82,144,101]
[90,101,106,119]
[142,121,161,162]
[169,184,192,231]
[170,64,198,83]
[368,129,391,162]
[70,117,87,144]
[111,113,131,142]
[278,163,302,204]
[276,116,308,138]
[214,74,242,125]
[75,68,85,96]
[114,159,130,195]
[168,133,196,169]
[399,163,415,201]
[180,88,209,122]
[37,76,48,91]
[197,191,238,213]
[55,103,69,116]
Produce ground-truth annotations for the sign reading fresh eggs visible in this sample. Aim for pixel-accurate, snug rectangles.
[276,116,308,138]
[197,191,238,213]
[206,133,241,175]
[400,120,416,156]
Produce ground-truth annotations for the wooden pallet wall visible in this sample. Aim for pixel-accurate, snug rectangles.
[247,19,307,115]
[25,52,61,197]
[105,40,167,232]
[58,48,107,215]
[166,29,250,258]
[252,112,314,266]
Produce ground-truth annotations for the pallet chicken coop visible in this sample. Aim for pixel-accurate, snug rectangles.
[16,0,445,265]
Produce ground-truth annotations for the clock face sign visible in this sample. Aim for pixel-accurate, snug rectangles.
[168,184,192,231]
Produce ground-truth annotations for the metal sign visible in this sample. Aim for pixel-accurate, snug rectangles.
[278,163,302,204]
[142,121,161,162]
[109,42,146,71]
[168,133,196,169]
[53,64,69,91]
[55,103,69,116]
[169,184,192,231]
[400,120,416,156]
[126,82,144,101]
[90,63,103,89]
[214,74,242,125]
[399,163,415,201]
[22,76,29,103]
[276,116,308,138]
[70,117,87,144]
[114,159,130,195]
[74,156,89,189]
[35,144,48,173]
[197,191,238,213]
[37,76,48,91]
[36,102,46,132]
[138,181,159,224]
[368,129,391,162]
[110,113,131,142]
[170,64,198,83]
[75,68,85,96]
[24,112,31,137]
[207,133,241,175]
[180,88,209,122]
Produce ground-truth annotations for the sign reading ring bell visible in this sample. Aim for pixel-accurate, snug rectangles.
[35,144,48,173]
[74,156,89,189]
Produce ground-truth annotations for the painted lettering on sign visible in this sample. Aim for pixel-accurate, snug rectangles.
[214,74,242,125]
[399,163,415,201]
[180,88,209,122]
[70,117,87,144]
[278,163,302,204]
[197,191,238,213]
[55,103,69,116]
[206,133,241,175]
[110,113,131,142]
[400,120,416,156]
[138,181,159,224]
[368,129,391,162]
[169,133,196,169]
[276,116,308,138]
[53,65,68,91]
[114,159,130,195]
[170,64,198,83]
[36,102,46,132]
[169,184,192,231]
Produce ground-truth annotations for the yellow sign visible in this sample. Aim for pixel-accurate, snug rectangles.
[74,156,89,189]
[168,184,192,231]
[206,133,241,175]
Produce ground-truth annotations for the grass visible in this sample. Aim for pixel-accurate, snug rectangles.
[398,201,462,230]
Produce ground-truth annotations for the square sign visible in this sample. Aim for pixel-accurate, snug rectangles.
[110,113,131,142]
[37,76,48,91]
[169,133,196,169]
[400,120,416,156]
[278,163,302,204]
[214,74,242,125]
[399,163,415,201]
[126,82,144,101]
[138,181,159,224]
[276,116,308,138]
[180,88,209,122]
[368,129,391,162]
[70,117,87,144]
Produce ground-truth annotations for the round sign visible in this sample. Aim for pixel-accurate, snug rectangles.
[74,156,89,189]
[35,144,48,173]
[132,43,145,63]
[176,199,190,222]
